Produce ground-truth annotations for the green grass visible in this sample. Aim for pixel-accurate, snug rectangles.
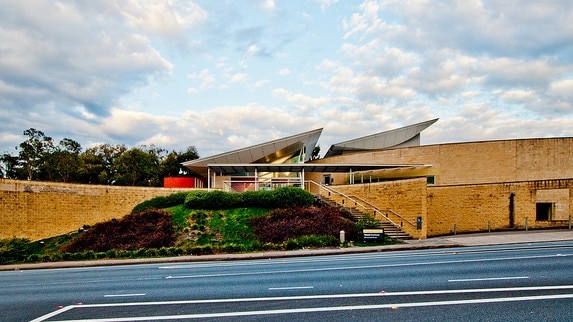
[166,204,191,229]
[176,208,271,250]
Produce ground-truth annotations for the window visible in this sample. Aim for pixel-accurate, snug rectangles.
[427,176,435,185]
[536,202,553,221]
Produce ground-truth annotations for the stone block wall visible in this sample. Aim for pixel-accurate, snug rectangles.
[331,178,428,239]
[427,179,573,236]
[0,179,191,241]
[311,137,573,186]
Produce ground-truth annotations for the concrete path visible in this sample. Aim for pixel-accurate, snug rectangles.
[429,229,573,246]
[2,229,573,271]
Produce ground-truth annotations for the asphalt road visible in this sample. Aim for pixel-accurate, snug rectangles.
[2,241,573,321]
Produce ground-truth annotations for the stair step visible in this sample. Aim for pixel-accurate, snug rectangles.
[315,195,413,240]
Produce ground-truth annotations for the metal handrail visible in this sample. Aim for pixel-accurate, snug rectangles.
[306,181,403,228]
[348,194,416,228]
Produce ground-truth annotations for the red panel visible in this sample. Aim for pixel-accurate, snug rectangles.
[163,177,197,188]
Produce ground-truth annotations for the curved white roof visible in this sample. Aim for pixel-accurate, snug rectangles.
[324,118,438,157]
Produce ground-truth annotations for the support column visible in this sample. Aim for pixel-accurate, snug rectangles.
[207,167,211,191]
[255,168,258,191]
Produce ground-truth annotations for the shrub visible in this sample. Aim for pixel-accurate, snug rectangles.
[61,209,176,253]
[132,192,189,213]
[241,190,274,208]
[0,238,34,265]
[184,187,314,210]
[271,187,314,208]
[284,235,340,250]
[184,190,211,209]
[251,205,357,244]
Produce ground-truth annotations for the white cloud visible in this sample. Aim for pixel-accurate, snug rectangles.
[2,0,573,160]
[230,73,248,83]
[115,0,208,37]
[272,88,329,107]
[260,0,276,12]
[278,68,291,76]
[549,79,573,100]
[187,69,216,93]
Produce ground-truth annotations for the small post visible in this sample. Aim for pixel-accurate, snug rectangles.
[525,217,528,231]
[488,220,491,233]
[569,215,572,230]
[340,230,345,243]
[454,224,457,235]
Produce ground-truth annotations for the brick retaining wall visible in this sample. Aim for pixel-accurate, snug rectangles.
[0,179,191,241]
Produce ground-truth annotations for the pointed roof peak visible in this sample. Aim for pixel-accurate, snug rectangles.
[324,118,438,157]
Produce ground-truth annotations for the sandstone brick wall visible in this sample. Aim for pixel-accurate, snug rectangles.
[311,138,573,186]
[427,179,573,236]
[0,179,192,241]
[330,178,427,239]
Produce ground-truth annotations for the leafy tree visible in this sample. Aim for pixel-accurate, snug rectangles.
[0,153,19,179]
[47,138,83,182]
[17,128,54,180]
[111,147,160,186]
[310,145,321,160]
[79,144,127,184]
[158,146,200,178]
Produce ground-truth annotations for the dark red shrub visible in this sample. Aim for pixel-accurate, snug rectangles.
[251,206,357,243]
[62,209,176,253]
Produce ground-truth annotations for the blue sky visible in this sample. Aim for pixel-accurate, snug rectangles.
[1,0,573,158]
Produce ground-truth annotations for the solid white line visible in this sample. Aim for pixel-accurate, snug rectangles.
[34,285,573,309]
[32,293,573,321]
[29,305,76,322]
[30,286,573,321]
[104,294,146,298]
[164,253,570,279]
[268,286,314,290]
[449,276,529,282]
[156,243,573,270]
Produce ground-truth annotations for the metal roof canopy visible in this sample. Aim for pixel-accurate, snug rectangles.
[207,163,427,176]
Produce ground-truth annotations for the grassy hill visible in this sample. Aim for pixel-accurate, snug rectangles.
[1,187,390,264]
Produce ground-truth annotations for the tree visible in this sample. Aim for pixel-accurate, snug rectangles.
[310,145,321,160]
[158,146,200,178]
[17,128,54,180]
[111,147,160,186]
[79,144,127,184]
[0,153,19,179]
[47,138,83,182]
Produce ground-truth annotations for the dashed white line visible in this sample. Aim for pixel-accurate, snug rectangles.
[449,276,529,282]
[104,294,146,298]
[268,286,314,290]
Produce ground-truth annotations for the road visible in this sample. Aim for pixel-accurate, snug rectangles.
[1,241,573,321]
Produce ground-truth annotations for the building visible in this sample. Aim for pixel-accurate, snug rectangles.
[183,119,573,239]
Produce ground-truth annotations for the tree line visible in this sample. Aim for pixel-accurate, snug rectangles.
[0,128,199,186]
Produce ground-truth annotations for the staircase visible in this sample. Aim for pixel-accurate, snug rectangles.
[315,195,413,240]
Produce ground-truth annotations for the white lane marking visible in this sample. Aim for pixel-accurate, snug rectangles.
[449,276,529,282]
[29,305,76,322]
[31,285,573,310]
[157,245,573,270]
[30,293,573,321]
[165,253,570,279]
[268,286,314,290]
[104,294,146,298]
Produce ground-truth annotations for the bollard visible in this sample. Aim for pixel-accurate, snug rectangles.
[525,217,528,231]
[454,224,457,235]
[488,220,491,233]
[340,230,345,243]
[569,215,572,230]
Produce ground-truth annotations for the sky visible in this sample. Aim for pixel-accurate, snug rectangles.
[1,0,573,158]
